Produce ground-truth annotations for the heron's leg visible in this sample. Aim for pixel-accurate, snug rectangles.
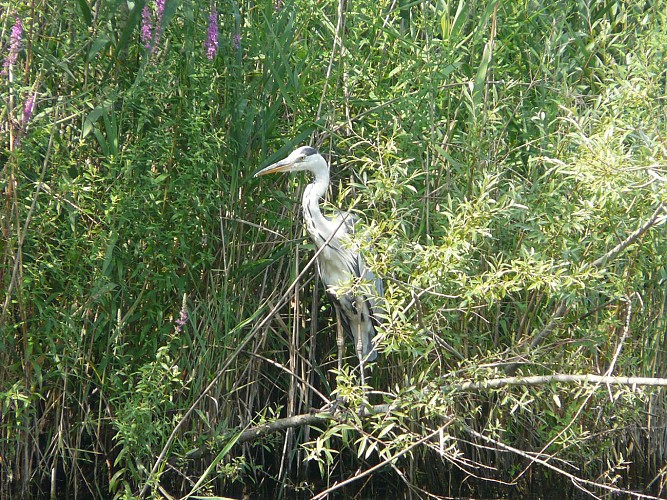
[356,324,366,387]
[336,318,344,372]
[331,311,346,410]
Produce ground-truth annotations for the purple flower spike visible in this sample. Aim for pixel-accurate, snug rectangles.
[2,16,23,75]
[175,298,188,334]
[141,5,153,49]
[22,93,35,125]
[152,0,166,54]
[156,0,166,22]
[233,32,241,51]
[205,7,218,60]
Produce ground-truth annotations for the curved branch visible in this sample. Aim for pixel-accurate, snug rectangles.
[184,403,398,461]
[236,412,332,446]
[184,373,666,461]
[451,373,667,391]
[591,203,666,268]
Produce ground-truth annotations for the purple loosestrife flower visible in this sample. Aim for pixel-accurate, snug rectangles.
[175,308,188,333]
[2,16,23,76]
[141,6,153,49]
[205,7,218,60]
[152,0,166,53]
[156,0,166,22]
[22,93,35,125]
[175,294,188,334]
[275,0,283,11]
[233,32,241,51]
[12,91,36,148]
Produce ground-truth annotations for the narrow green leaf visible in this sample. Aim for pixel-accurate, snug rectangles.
[183,430,246,499]
[473,41,492,109]
[76,0,92,26]
[88,36,111,62]
[449,0,467,40]
[102,230,118,277]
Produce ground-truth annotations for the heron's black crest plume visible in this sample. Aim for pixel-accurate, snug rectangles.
[298,146,318,156]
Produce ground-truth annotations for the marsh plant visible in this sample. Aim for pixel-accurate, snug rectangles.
[1,0,666,498]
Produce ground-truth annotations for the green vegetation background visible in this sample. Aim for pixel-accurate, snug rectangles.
[2,0,666,498]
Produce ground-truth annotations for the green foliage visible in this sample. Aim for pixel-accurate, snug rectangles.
[111,343,186,493]
[1,0,666,498]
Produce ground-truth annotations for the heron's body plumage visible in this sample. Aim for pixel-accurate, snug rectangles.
[256,146,382,365]
[308,210,379,362]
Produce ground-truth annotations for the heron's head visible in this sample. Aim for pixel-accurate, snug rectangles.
[255,146,328,178]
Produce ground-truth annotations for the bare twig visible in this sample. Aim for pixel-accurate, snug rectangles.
[590,203,666,269]
[605,296,633,378]
[315,0,346,128]
[251,352,331,404]
[464,425,663,499]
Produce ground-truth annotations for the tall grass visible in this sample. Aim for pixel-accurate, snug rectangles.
[1,0,666,498]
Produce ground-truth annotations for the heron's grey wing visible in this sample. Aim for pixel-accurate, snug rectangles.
[324,209,351,232]
[358,252,384,325]
[345,213,384,327]
[325,211,364,280]
[339,211,358,234]
[340,212,384,319]
[325,211,383,360]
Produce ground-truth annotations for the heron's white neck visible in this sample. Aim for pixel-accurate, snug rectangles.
[301,157,332,245]
[303,169,328,203]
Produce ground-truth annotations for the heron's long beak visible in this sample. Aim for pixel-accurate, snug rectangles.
[254,158,295,177]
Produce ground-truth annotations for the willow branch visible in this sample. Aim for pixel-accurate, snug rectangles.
[451,373,667,392]
[529,202,666,349]
[590,203,666,268]
[182,406,385,461]
[183,373,666,461]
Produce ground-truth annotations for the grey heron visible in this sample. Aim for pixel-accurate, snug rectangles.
[255,146,383,385]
